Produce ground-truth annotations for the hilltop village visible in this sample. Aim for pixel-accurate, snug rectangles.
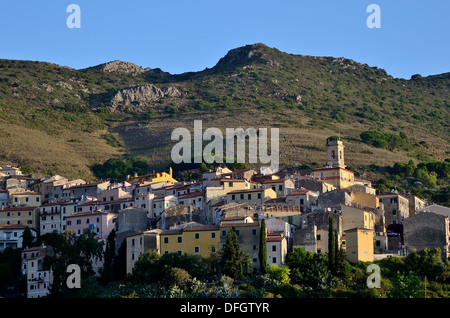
[0,138,449,298]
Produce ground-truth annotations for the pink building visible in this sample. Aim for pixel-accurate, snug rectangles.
[65,210,116,239]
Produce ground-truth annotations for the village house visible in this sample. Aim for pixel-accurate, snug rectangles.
[403,211,450,259]
[21,245,54,298]
[39,202,63,235]
[178,191,205,211]
[63,181,110,200]
[285,188,319,212]
[312,138,356,190]
[0,165,23,176]
[115,206,151,254]
[32,175,68,203]
[344,227,374,263]
[378,192,410,226]
[340,204,375,232]
[0,206,39,229]
[8,189,41,208]
[226,188,277,207]
[152,195,178,219]
[267,234,287,266]
[160,223,220,257]
[65,210,116,239]
[134,193,155,218]
[0,224,38,251]
[126,229,162,274]
[126,167,178,185]
[201,166,233,187]
[220,217,261,272]
[259,178,295,197]
[0,188,8,208]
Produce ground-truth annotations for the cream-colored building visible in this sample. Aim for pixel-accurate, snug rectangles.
[344,227,374,263]
[126,229,162,274]
[227,188,277,207]
[341,204,375,232]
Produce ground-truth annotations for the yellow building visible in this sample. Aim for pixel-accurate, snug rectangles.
[344,227,374,263]
[313,167,355,190]
[227,188,277,207]
[341,204,375,232]
[313,138,355,189]
[160,223,220,256]
[8,190,42,207]
[127,167,178,185]
[0,207,40,229]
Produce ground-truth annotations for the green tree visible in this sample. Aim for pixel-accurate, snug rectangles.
[259,219,268,274]
[43,230,104,297]
[286,247,332,290]
[389,271,422,298]
[267,265,291,285]
[21,226,34,249]
[100,230,116,285]
[220,227,251,279]
[328,215,335,271]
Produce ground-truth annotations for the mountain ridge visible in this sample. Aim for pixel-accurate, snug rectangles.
[0,43,448,180]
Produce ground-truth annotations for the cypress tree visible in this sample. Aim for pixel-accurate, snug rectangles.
[328,215,335,271]
[259,218,267,275]
[220,227,242,278]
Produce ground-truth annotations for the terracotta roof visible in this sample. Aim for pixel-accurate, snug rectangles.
[0,206,36,211]
[183,224,220,232]
[0,224,28,230]
[179,191,204,199]
[259,179,287,184]
[227,188,265,194]
[267,237,285,242]
[12,191,40,195]
[66,210,111,218]
[220,221,260,228]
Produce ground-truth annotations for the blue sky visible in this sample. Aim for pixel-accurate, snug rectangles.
[0,0,448,79]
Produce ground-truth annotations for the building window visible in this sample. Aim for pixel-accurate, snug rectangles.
[211,232,216,239]
[235,229,240,236]
[194,246,199,253]
[221,230,227,237]
[195,233,200,239]
[211,246,216,253]
[248,194,251,200]
[392,209,397,215]
[257,193,261,199]
[272,245,276,252]
[177,236,183,243]
[317,234,321,241]
[252,229,257,236]
[231,194,235,200]
[272,257,277,264]
[164,237,169,244]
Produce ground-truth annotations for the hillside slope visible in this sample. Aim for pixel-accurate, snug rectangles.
[0,43,448,179]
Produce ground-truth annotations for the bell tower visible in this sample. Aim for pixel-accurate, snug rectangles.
[326,137,345,168]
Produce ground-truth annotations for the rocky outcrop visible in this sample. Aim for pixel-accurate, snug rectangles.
[93,60,146,75]
[110,84,182,111]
